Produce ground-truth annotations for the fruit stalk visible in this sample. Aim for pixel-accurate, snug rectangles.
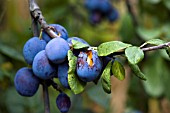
[43,81,50,113]
[28,1,51,113]
[28,0,58,38]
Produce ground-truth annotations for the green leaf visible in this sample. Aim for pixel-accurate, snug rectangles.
[125,46,144,64]
[97,41,131,56]
[137,27,162,41]
[129,63,147,80]
[144,0,161,4]
[119,14,135,42]
[142,56,164,97]
[163,0,170,9]
[72,40,89,49]
[0,43,24,62]
[144,39,165,46]
[67,50,86,94]
[112,60,125,81]
[101,60,112,94]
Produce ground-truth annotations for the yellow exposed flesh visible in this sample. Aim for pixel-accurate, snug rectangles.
[87,51,93,67]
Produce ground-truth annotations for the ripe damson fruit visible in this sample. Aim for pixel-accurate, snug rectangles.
[107,8,119,22]
[32,50,57,79]
[23,37,46,65]
[89,12,102,24]
[56,93,71,113]
[45,38,70,64]
[14,67,40,97]
[42,24,69,43]
[58,62,70,89]
[76,49,103,82]
[85,0,112,13]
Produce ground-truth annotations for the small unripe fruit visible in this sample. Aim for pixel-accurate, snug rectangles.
[56,93,71,113]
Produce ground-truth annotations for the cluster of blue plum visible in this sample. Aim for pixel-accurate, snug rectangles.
[14,24,106,113]
[85,0,119,24]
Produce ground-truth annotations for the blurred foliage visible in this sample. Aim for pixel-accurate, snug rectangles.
[0,0,170,113]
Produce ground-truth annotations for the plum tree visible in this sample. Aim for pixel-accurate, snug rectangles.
[57,62,70,89]
[76,49,103,82]
[42,24,69,43]
[14,67,40,97]
[45,38,70,64]
[32,50,57,79]
[56,93,71,113]
[23,37,46,65]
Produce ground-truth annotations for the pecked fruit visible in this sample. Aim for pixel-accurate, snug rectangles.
[57,62,70,89]
[42,24,69,43]
[76,49,103,82]
[56,93,71,113]
[32,50,57,79]
[45,38,70,64]
[23,37,46,65]
[14,67,40,97]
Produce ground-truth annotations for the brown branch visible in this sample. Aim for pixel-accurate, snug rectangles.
[28,0,59,38]
[109,42,170,56]
[142,42,170,52]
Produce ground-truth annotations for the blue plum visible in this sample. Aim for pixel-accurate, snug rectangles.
[14,67,40,97]
[85,0,112,13]
[32,50,57,79]
[89,12,102,24]
[67,37,89,46]
[45,38,70,64]
[42,24,69,43]
[56,93,71,113]
[23,37,46,65]
[107,8,119,22]
[76,49,103,82]
[58,62,70,89]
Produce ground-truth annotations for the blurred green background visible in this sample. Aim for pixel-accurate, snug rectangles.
[1,0,170,113]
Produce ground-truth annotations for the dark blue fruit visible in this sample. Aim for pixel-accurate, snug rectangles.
[23,37,46,65]
[107,8,119,22]
[85,0,112,13]
[14,67,40,97]
[42,24,69,43]
[32,50,57,79]
[45,38,70,64]
[89,12,102,24]
[56,93,71,113]
[58,62,70,89]
[67,37,89,46]
[76,49,103,82]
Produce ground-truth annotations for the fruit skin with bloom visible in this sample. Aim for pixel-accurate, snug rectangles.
[76,49,103,82]
[42,24,69,43]
[23,37,46,65]
[56,93,71,113]
[57,62,70,89]
[45,38,70,64]
[32,50,57,79]
[14,67,40,97]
